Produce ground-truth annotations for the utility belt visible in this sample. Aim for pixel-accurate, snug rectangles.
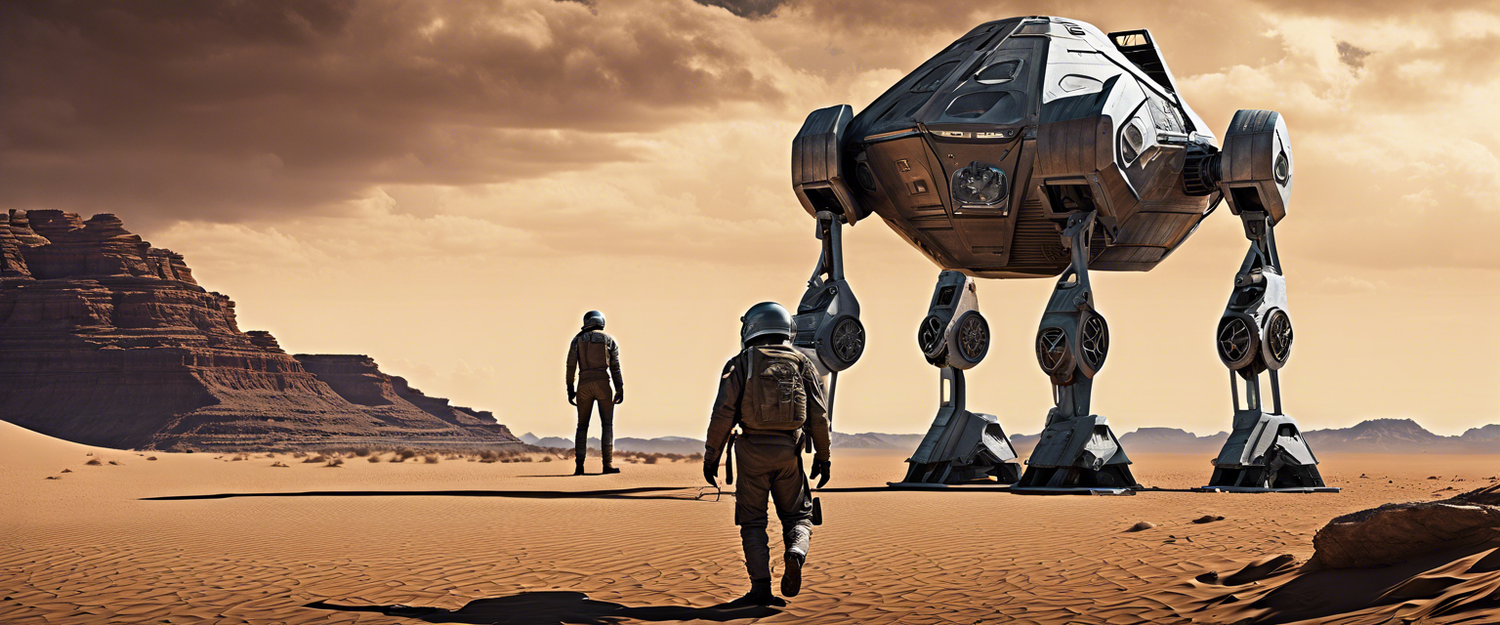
[578,369,611,381]
[722,425,822,525]
[725,427,803,484]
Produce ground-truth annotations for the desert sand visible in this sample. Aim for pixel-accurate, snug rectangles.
[3,419,1498,624]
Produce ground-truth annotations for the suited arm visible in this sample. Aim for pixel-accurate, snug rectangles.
[704,357,743,459]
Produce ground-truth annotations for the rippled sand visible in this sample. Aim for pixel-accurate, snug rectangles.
[3,420,1497,624]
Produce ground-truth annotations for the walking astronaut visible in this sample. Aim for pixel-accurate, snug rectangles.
[703,302,831,606]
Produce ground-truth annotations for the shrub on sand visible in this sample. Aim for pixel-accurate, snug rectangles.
[146,456,158,461]
[540,456,553,463]
[350,447,371,457]
[424,455,439,464]
[325,457,344,468]
[479,450,500,463]
[304,455,327,464]
[85,458,101,466]
[367,455,381,463]
[270,461,289,468]
[644,454,660,465]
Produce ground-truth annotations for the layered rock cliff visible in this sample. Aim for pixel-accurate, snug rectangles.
[0,210,521,451]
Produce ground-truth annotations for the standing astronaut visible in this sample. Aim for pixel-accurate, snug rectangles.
[703,302,832,606]
[565,310,624,476]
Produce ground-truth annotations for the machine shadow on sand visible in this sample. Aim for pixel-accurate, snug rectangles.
[140,486,707,502]
[307,591,780,624]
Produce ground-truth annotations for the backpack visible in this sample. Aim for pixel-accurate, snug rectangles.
[576,332,610,372]
[738,346,809,431]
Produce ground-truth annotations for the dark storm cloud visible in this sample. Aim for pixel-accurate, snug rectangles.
[694,0,789,19]
[1336,41,1372,69]
[0,0,785,224]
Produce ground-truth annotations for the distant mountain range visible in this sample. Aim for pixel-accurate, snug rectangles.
[524,418,1500,456]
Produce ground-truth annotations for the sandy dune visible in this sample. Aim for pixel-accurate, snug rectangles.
[3,419,1498,624]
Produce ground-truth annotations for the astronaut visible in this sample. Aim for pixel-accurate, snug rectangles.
[565,310,624,476]
[703,302,831,606]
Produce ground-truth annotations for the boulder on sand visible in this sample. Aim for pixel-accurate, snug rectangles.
[1311,484,1500,569]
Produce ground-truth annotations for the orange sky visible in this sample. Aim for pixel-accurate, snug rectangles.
[3,0,1498,439]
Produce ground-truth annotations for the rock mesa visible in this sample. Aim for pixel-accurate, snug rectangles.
[0,210,521,451]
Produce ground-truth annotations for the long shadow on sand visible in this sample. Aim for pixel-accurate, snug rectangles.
[307,591,779,624]
[141,486,702,501]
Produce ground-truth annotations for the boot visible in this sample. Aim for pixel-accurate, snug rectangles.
[573,461,585,476]
[782,523,811,597]
[781,550,805,598]
[602,465,621,475]
[725,578,784,608]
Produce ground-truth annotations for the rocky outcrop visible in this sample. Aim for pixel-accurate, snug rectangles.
[1311,485,1500,569]
[0,210,522,451]
[1117,427,1229,454]
[294,354,512,434]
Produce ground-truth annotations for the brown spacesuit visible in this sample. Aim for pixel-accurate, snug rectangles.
[704,335,830,605]
[566,319,624,475]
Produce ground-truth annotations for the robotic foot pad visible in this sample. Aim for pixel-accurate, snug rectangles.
[885,482,1013,491]
[1191,486,1340,494]
[1009,486,1137,496]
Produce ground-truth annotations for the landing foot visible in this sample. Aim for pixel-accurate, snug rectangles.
[1192,485,1340,494]
[884,481,1012,491]
[1009,486,1136,496]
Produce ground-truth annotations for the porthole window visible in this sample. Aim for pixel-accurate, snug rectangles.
[974,60,1022,85]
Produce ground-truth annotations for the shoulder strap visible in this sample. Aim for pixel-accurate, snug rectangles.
[733,349,751,424]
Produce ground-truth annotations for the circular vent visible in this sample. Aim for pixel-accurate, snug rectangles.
[831,316,866,366]
[1264,310,1293,367]
[1035,327,1069,373]
[917,315,944,355]
[956,311,990,364]
[1217,316,1257,369]
[1080,314,1109,370]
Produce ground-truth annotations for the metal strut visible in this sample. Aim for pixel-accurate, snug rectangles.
[1013,210,1138,493]
[794,211,865,431]
[890,271,1019,487]
[1199,211,1335,493]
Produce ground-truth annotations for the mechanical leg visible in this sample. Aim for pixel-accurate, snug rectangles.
[1197,212,1334,492]
[792,211,865,384]
[892,271,1020,486]
[1013,210,1138,494]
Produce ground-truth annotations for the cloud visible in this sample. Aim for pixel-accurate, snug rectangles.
[1336,41,1372,69]
[694,0,788,19]
[1,0,792,225]
[4,0,1499,272]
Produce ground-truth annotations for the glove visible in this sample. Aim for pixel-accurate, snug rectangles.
[567,389,576,406]
[614,389,624,405]
[809,459,831,489]
[702,448,719,487]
